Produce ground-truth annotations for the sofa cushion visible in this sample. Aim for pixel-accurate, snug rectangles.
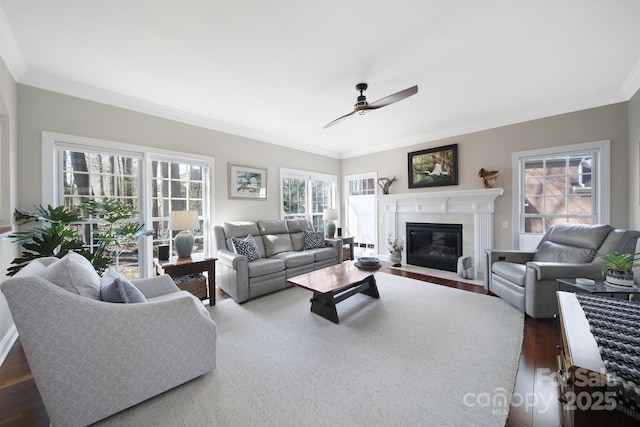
[262,233,295,257]
[492,262,527,287]
[232,234,262,262]
[287,219,314,251]
[247,258,285,278]
[272,251,314,268]
[532,241,595,263]
[303,230,325,249]
[542,223,612,251]
[14,259,48,278]
[41,251,101,300]
[100,270,147,303]
[306,247,338,262]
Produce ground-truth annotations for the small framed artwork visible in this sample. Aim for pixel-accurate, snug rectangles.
[228,164,268,199]
[408,143,458,188]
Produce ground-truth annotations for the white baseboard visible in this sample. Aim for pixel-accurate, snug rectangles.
[0,325,18,367]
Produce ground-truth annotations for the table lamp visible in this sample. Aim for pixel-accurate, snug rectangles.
[169,210,199,258]
[323,208,339,238]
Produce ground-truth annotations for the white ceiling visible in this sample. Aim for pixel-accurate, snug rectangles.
[1,1,640,159]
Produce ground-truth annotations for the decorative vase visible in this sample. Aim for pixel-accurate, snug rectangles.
[389,251,402,267]
[605,269,634,287]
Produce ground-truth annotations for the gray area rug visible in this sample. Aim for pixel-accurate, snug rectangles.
[96,273,524,426]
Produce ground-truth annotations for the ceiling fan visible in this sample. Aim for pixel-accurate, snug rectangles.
[323,83,418,129]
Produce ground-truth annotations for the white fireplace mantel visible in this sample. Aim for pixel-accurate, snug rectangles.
[380,187,504,278]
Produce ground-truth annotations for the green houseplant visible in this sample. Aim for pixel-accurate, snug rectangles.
[597,251,640,287]
[8,198,151,276]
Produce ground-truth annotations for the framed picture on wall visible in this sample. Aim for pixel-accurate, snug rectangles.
[228,164,268,199]
[408,144,458,188]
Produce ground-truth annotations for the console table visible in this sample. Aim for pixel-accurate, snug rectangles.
[154,253,217,306]
[556,291,640,426]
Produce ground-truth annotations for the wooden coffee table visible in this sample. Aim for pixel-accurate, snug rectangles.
[287,261,383,323]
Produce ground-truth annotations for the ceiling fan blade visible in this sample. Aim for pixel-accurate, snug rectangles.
[367,85,418,109]
[323,109,358,128]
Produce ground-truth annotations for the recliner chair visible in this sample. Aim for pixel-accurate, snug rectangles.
[484,223,640,318]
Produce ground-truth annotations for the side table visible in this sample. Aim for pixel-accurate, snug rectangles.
[557,278,640,300]
[335,235,355,261]
[154,253,217,306]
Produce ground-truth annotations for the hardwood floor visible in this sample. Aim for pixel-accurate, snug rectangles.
[0,269,562,426]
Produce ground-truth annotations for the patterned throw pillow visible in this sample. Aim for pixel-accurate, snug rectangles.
[231,234,261,262]
[303,230,326,250]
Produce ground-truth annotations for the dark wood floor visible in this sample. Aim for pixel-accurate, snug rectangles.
[0,268,562,426]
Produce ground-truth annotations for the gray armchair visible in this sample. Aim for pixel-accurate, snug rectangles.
[1,257,217,427]
[485,223,640,318]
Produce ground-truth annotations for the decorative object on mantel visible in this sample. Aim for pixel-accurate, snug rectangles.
[377,176,397,195]
[597,251,640,287]
[408,144,458,188]
[388,235,404,267]
[478,168,500,188]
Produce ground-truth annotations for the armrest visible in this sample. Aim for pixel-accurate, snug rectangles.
[526,262,604,281]
[216,248,248,270]
[324,238,344,263]
[132,274,180,298]
[486,249,536,265]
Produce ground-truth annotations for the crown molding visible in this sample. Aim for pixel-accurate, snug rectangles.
[621,56,640,99]
[18,70,344,159]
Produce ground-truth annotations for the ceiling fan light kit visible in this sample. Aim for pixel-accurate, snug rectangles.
[324,83,418,128]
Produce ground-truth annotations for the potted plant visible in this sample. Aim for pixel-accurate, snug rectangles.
[388,235,404,267]
[8,198,151,276]
[597,251,640,287]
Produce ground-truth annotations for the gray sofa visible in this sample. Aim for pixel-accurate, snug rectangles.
[485,223,640,318]
[1,255,217,427]
[214,219,343,303]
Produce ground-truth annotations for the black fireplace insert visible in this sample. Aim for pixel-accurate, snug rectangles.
[406,222,463,272]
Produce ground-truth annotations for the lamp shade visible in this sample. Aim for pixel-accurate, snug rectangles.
[323,208,339,221]
[169,210,199,231]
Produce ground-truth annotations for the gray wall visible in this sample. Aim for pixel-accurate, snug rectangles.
[0,55,19,351]
[342,102,630,250]
[17,85,341,224]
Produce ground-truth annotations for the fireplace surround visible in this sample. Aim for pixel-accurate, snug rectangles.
[381,188,503,278]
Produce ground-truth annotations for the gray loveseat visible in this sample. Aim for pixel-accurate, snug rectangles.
[214,219,343,303]
[485,223,640,318]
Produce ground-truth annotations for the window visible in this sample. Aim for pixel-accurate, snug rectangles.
[344,173,378,257]
[513,140,610,249]
[43,132,214,278]
[281,168,336,231]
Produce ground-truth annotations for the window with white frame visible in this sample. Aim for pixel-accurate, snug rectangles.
[281,168,336,231]
[513,140,610,249]
[43,132,213,278]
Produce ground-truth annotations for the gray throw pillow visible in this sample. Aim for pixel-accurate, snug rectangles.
[231,234,261,261]
[100,270,147,304]
[41,251,101,300]
[303,230,325,249]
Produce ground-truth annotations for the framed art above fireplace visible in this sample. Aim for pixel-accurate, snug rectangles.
[408,143,458,188]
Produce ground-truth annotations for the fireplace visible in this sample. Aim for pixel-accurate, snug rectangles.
[406,222,463,272]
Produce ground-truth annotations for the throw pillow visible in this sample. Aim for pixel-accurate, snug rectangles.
[303,230,325,250]
[14,259,48,278]
[41,251,101,300]
[231,234,261,262]
[100,270,147,304]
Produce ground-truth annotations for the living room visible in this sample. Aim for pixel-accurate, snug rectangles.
[2,2,640,426]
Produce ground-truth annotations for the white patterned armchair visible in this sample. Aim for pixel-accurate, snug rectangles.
[1,255,217,427]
